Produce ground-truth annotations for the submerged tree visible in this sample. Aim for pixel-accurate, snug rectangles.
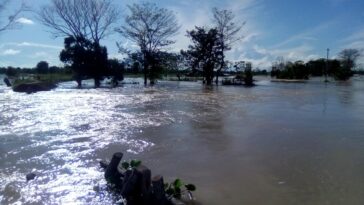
[39,0,118,86]
[60,36,108,87]
[107,59,124,87]
[183,27,222,85]
[333,48,361,80]
[212,7,245,84]
[116,2,179,85]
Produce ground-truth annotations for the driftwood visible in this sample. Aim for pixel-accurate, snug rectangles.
[4,78,11,87]
[101,152,179,205]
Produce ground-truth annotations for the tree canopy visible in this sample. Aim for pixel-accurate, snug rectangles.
[183,27,223,85]
[117,2,179,84]
[212,7,245,84]
[39,0,119,43]
[60,36,108,87]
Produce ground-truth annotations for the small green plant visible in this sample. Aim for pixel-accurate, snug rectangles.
[164,178,196,200]
[121,160,142,170]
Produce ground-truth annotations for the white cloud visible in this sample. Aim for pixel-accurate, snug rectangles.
[17,42,62,50]
[30,52,50,59]
[16,17,35,25]
[341,28,364,49]
[109,53,125,60]
[1,49,21,56]
[339,28,364,66]
[271,22,333,49]
[0,42,63,50]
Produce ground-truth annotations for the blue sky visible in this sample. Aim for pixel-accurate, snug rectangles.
[0,0,363,69]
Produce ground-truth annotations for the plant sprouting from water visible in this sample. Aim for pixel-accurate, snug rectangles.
[121,159,142,170]
[164,178,196,200]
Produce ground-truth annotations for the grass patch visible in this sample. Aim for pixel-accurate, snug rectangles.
[12,73,73,87]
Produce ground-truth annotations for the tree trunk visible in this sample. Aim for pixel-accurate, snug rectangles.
[215,69,220,85]
[76,79,82,88]
[144,64,148,85]
[94,78,101,88]
[216,48,225,85]
[206,76,212,85]
[143,52,148,85]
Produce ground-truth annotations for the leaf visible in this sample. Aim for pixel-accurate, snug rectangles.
[130,160,141,168]
[166,187,174,196]
[185,184,196,191]
[173,178,182,188]
[121,162,129,169]
[175,187,181,194]
[173,187,182,199]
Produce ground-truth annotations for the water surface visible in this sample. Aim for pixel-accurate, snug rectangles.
[1,75,364,205]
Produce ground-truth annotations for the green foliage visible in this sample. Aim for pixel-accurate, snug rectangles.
[107,59,124,85]
[60,36,108,87]
[332,66,353,81]
[120,160,142,170]
[244,67,254,86]
[36,61,49,74]
[117,2,179,85]
[272,61,309,80]
[164,178,196,199]
[5,67,18,77]
[333,48,361,81]
[182,27,223,85]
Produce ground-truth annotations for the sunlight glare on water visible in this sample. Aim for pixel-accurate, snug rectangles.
[1,76,364,205]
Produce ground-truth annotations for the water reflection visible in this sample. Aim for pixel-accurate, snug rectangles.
[0,77,364,204]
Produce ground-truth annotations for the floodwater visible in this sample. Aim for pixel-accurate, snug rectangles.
[1,75,364,205]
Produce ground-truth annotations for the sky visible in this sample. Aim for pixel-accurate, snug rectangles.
[0,0,363,69]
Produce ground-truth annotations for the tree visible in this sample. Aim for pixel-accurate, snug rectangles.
[0,0,26,33]
[306,58,326,76]
[107,59,124,86]
[243,62,254,85]
[339,49,361,69]
[212,8,245,84]
[117,2,179,85]
[271,60,309,80]
[327,49,361,81]
[183,27,222,85]
[36,61,49,74]
[60,36,108,87]
[39,0,119,43]
[271,56,285,78]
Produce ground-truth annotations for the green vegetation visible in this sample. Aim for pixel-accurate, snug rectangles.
[12,73,73,87]
[2,0,362,88]
[60,36,109,88]
[164,178,196,200]
[271,60,309,80]
[116,2,179,85]
[182,27,222,85]
[271,49,361,81]
[121,160,142,170]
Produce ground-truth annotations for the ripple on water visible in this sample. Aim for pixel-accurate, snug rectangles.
[0,82,184,204]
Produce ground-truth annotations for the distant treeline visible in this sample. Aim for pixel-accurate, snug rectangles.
[271,49,362,80]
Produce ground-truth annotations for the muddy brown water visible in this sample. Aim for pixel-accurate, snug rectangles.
[1,76,364,205]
